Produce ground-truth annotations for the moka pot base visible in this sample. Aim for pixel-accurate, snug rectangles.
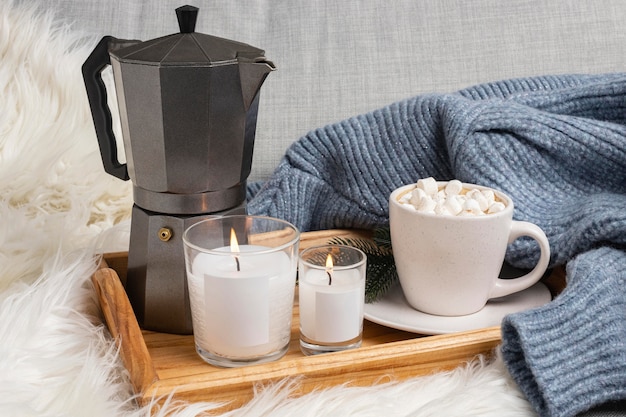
[125,186,246,335]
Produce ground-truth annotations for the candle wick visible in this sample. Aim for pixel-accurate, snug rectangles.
[327,270,332,286]
[235,256,240,272]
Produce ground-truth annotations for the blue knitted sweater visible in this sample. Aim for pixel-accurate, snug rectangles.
[247,73,626,417]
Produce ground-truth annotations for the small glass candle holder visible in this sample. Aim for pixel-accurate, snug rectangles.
[298,245,367,355]
[183,215,300,368]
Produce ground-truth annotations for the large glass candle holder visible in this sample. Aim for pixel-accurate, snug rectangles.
[298,245,367,355]
[183,215,300,367]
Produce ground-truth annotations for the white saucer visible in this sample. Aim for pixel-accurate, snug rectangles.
[363,282,551,335]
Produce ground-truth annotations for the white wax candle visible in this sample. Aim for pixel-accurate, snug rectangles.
[187,245,294,358]
[299,268,365,343]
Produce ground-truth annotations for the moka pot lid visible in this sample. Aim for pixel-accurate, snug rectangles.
[110,5,271,67]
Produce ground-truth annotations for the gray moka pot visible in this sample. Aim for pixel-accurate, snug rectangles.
[82,5,275,334]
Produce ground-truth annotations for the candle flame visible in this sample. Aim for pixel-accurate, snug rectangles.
[325,254,333,285]
[230,228,240,253]
[325,254,333,270]
[230,228,241,272]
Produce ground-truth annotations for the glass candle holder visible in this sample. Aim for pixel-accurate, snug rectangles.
[183,215,300,368]
[298,245,367,355]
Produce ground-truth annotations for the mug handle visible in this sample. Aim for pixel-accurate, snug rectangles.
[489,221,551,299]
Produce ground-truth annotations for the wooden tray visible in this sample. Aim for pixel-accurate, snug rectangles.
[92,229,564,413]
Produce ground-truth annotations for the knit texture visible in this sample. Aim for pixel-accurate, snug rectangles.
[248,73,626,417]
[502,247,626,417]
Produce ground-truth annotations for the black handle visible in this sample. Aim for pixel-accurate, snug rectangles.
[81,36,129,181]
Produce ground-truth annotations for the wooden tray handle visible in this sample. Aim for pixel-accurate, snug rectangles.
[92,267,159,393]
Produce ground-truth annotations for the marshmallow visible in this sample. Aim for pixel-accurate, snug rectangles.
[434,190,447,202]
[399,192,411,204]
[416,177,438,196]
[444,179,463,196]
[409,188,427,206]
[472,191,489,212]
[443,194,463,215]
[487,202,506,214]
[417,196,437,213]
[463,198,484,215]
[434,201,451,216]
[481,189,495,206]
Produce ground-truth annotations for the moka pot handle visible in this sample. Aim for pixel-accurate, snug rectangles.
[81,36,129,181]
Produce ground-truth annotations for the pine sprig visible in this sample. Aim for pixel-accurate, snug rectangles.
[328,228,397,303]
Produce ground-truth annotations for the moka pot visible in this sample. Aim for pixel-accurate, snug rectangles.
[82,5,275,334]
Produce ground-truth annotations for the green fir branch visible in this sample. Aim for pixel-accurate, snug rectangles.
[328,227,397,303]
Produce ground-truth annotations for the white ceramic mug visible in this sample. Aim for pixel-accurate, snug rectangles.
[389,181,550,316]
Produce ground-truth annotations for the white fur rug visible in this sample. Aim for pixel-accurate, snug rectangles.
[0,2,536,416]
